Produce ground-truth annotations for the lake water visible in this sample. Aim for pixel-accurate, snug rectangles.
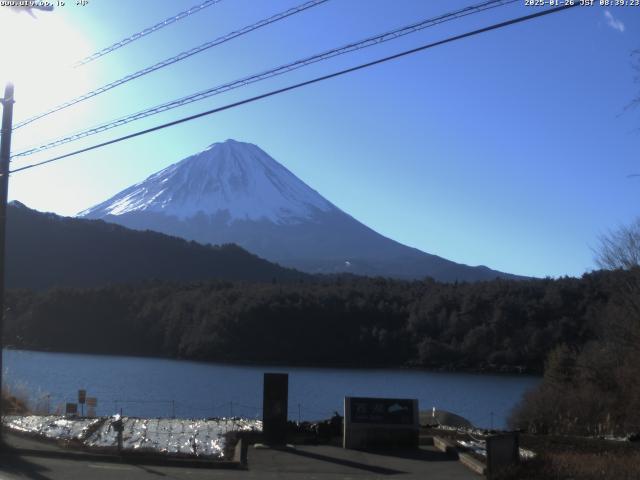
[2,349,539,429]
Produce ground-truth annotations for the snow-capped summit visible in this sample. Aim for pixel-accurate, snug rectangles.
[79,139,333,224]
[80,139,520,281]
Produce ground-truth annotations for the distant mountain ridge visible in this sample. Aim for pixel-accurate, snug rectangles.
[6,201,307,290]
[80,139,522,282]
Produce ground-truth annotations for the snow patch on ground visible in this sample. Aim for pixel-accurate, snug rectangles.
[4,415,262,459]
[4,415,100,441]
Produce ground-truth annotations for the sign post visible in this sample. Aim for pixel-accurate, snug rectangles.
[78,389,86,416]
[87,397,97,417]
[65,403,78,417]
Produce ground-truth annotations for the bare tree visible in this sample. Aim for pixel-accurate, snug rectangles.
[595,218,640,270]
[594,218,640,363]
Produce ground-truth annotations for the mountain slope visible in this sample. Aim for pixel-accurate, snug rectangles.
[80,139,522,282]
[6,201,307,289]
[80,139,333,223]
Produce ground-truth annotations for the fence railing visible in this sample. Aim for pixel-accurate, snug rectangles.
[11,396,337,422]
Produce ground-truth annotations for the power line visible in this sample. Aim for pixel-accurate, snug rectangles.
[13,0,509,135]
[9,3,578,175]
[15,0,329,130]
[73,0,224,67]
[12,0,516,158]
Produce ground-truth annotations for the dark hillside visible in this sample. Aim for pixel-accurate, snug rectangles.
[5,202,308,289]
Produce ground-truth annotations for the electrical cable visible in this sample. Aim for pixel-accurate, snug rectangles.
[73,0,225,67]
[15,0,329,130]
[12,0,515,157]
[9,3,578,175]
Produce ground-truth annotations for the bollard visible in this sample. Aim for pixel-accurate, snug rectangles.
[112,416,124,454]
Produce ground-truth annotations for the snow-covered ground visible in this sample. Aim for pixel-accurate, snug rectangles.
[455,438,536,460]
[4,415,100,441]
[3,415,262,459]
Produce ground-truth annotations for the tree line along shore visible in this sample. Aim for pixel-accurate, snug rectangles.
[2,268,634,378]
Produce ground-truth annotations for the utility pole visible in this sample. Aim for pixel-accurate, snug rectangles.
[0,83,14,443]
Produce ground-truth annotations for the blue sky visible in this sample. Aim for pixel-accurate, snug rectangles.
[1,0,638,278]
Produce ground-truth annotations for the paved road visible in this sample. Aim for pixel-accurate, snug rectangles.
[246,444,478,479]
[0,433,479,479]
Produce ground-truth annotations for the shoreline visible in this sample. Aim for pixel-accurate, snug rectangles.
[2,346,541,377]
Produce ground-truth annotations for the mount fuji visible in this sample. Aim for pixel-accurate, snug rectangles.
[79,139,519,281]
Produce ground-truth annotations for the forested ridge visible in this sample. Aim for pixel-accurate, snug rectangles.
[4,268,634,374]
[5,202,307,289]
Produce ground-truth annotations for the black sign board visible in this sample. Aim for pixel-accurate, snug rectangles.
[78,389,86,404]
[487,433,520,475]
[262,373,288,445]
[65,403,78,415]
[349,397,415,425]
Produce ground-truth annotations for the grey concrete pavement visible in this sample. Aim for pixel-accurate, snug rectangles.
[246,444,479,479]
[0,433,480,479]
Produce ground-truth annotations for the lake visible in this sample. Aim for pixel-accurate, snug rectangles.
[2,349,539,429]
